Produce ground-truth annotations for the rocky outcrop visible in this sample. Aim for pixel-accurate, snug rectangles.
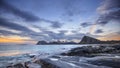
[61,45,120,56]
[36,41,48,45]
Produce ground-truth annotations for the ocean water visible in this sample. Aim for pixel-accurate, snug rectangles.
[0,44,87,56]
[0,44,86,67]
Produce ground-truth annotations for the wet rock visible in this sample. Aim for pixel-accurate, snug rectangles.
[7,63,25,68]
[34,59,60,68]
[29,55,35,58]
[7,66,13,68]
[14,63,25,68]
[50,56,61,59]
[25,61,41,68]
[87,58,120,68]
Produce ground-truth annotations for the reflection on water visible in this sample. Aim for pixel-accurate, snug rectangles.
[0,50,27,56]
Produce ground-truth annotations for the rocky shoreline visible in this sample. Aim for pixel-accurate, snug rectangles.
[7,44,120,68]
[61,44,120,56]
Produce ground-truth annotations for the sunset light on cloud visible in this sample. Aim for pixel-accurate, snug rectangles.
[0,0,120,44]
[0,35,32,43]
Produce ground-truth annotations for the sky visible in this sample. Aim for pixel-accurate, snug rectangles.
[0,0,120,44]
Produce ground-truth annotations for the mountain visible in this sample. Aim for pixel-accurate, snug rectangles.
[79,36,102,44]
[36,36,120,45]
[79,36,120,44]
[36,40,77,45]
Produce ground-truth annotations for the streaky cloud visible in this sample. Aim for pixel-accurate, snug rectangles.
[96,0,120,25]
[0,0,63,29]
[0,0,39,22]
[0,17,33,32]
[94,29,104,34]
[80,22,92,27]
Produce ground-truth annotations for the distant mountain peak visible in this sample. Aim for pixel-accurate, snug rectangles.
[79,36,101,44]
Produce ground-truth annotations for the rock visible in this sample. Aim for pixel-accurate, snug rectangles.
[7,63,25,68]
[50,56,61,59]
[61,45,120,56]
[34,59,59,68]
[7,59,55,68]
[25,61,41,68]
[36,40,78,45]
[36,41,48,45]
[29,55,35,58]
[87,58,120,68]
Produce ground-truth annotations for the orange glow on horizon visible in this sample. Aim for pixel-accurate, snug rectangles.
[0,36,35,44]
[98,36,120,41]
[0,37,26,43]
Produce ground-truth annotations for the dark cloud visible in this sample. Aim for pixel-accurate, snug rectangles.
[0,0,63,29]
[71,30,78,33]
[97,9,120,25]
[80,22,92,27]
[0,17,33,32]
[79,0,120,29]
[0,23,102,42]
[44,30,85,41]
[96,0,120,25]
[0,17,63,41]
[94,29,104,34]
[0,30,18,36]
[41,30,84,41]
[1,0,108,42]
[50,21,63,28]
[39,19,63,28]
[98,0,120,12]
[59,30,68,34]
[0,0,40,22]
